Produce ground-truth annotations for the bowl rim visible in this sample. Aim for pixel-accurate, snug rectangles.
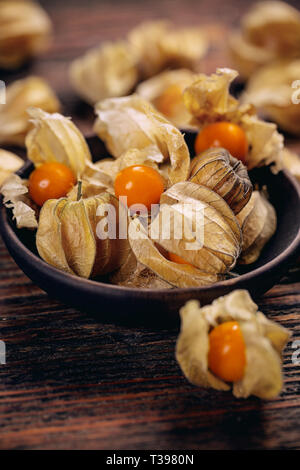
[1,163,300,300]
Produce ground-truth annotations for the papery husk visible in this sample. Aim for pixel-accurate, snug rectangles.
[176,290,290,399]
[70,41,139,104]
[228,1,300,78]
[110,249,172,289]
[0,77,60,146]
[128,20,207,79]
[37,192,131,278]
[136,69,197,129]
[26,107,92,177]
[0,149,23,186]
[0,0,52,69]
[94,95,190,185]
[183,68,240,124]
[80,160,114,191]
[0,173,38,228]
[183,68,284,171]
[128,216,221,288]
[189,148,252,214]
[282,148,300,182]
[237,191,277,265]
[228,32,277,80]
[128,182,241,288]
[242,59,300,136]
[36,198,74,274]
[158,182,242,268]
[242,1,300,54]
[240,113,284,171]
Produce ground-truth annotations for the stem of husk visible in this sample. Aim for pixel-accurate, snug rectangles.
[77,180,82,201]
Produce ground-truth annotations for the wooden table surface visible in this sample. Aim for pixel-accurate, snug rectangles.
[0,0,300,450]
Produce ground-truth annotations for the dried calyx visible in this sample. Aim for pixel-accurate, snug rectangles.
[0,77,60,146]
[176,290,290,399]
[128,20,207,79]
[189,147,252,215]
[1,174,38,229]
[70,20,207,104]
[0,0,52,69]
[26,108,92,177]
[94,95,190,186]
[242,59,300,136]
[36,192,131,279]
[136,69,196,129]
[183,68,284,172]
[228,1,300,79]
[237,190,277,265]
[128,182,242,288]
[70,41,139,105]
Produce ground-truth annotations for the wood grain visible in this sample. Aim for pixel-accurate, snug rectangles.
[0,0,300,450]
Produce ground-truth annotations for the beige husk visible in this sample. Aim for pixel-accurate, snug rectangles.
[0,0,52,69]
[183,68,284,171]
[136,69,197,129]
[228,1,300,78]
[0,77,60,146]
[0,174,38,229]
[94,95,190,185]
[176,290,290,399]
[242,59,300,136]
[70,41,139,104]
[36,192,131,278]
[128,20,207,79]
[237,191,277,265]
[136,69,197,130]
[0,149,23,186]
[110,249,173,289]
[26,108,92,177]
[189,148,252,214]
[128,182,241,288]
[70,20,207,104]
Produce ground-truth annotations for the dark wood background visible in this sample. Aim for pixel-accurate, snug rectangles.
[0,0,300,450]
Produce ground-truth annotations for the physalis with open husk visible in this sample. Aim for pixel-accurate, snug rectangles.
[0,77,60,146]
[0,0,52,69]
[128,182,242,288]
[237,191,277,265]
[242,59,300,136]
[189,148,252,215]
[183,68,284,172]
[36,187,131,279]
[26,107,92,177]
[70,20,207,104]
[94,95,190,185]
[228,1,300,79]
[128,20,207,79]
[176,290,290,399]
[70,41,139,105]
[136,69,196,129]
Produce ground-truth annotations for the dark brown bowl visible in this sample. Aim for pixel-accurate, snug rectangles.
[1,135,300,327]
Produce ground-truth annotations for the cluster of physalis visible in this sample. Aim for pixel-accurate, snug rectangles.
[0,67,293,399]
